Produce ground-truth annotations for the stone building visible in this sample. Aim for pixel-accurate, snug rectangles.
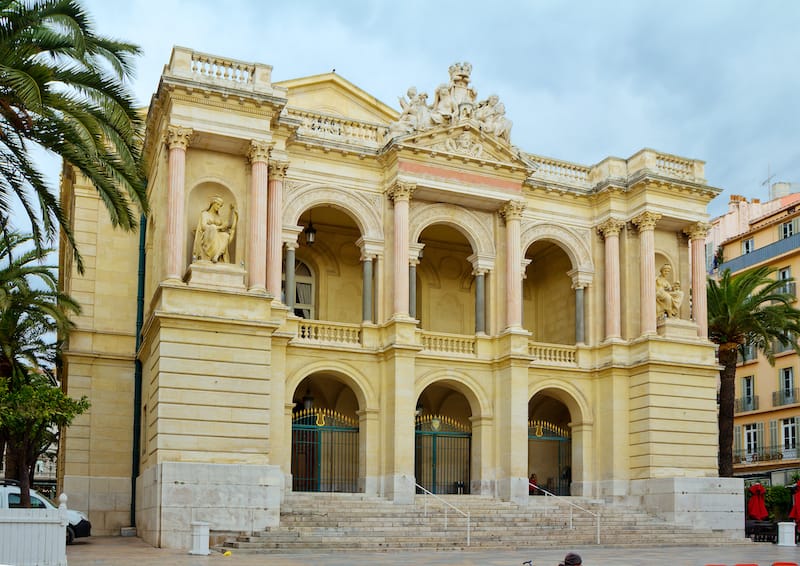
[58,47,740,548]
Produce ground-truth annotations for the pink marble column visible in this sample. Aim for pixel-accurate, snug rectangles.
[247,141,270,293]
[686,222,711,338]
[633,211,661,336]
[598,218,625,340]
[500,200,526,330]
[165,125,193,281]
[388,182,414,317]
[267,161,289,299]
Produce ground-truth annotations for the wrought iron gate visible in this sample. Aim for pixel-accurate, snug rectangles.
[292,408,358,492]
[528,419,571,496]
[415,415,471,494]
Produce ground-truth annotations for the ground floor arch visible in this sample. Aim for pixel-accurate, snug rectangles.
[528,390,576,496]
[290,372,362,492]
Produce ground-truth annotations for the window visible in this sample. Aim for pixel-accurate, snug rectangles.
[282,259,315,319]
[744,423,759,457]
[781,220,796,239]
[783,418,797,458]
[781,367,794,397]
[742,375,754,405]
[8,493,48,509]
[742,238,754,254]
[778,267,795,297]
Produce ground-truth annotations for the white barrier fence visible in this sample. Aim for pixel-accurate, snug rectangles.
[0,495,68,566]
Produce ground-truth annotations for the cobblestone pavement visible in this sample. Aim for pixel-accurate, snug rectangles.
[65,536,800,566]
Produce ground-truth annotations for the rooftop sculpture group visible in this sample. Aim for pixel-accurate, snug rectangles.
[389,62,512,142]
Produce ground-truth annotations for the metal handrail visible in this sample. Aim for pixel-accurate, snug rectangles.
[529,482,600,544]
[414,483,471,547]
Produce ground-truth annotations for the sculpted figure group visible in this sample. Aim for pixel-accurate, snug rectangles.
[655,263,684,319]
[388,62,512,142]
[193,196,238,263]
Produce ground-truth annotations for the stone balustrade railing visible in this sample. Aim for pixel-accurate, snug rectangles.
[530,155,592,187]
[190,53,254,84]
[420,331,476,355]
[655,152,695,179]
[288,109,388,148]
[297,320,362,346]
[164,46,275,95]
[528,341,577,366]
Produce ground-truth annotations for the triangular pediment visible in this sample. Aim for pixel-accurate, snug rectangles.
[391,122,534,170]
[276,73,397,124]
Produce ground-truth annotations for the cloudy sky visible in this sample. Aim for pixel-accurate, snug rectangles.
[75,0,799,218]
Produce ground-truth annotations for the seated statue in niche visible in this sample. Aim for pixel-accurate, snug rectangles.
[193,196,238,263]
[655,263,684,318]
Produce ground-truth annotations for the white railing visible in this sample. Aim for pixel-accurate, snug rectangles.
[420,331,476,355]
[189,52,254,85]
[297,320,362,346]
[529,482,600,544]
[287,109,388,148]
[655,153,694,179]
[528,342,577,366]
[415,483,470,547]
[531,156,592,187]
[0,494,68,566]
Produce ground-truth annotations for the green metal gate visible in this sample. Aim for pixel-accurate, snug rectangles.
[292,408,358,492]
[415,414,471,494]
[528,419,571,496]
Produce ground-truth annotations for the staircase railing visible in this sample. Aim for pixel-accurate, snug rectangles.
[529,482,601,544]
[415,483,471,547]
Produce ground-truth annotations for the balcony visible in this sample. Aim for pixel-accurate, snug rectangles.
[735,395,759,412]
[735,445,799,464]
[773,388,799,407]
[719,231,800,274]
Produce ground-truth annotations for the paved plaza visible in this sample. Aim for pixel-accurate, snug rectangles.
[66,536,800,566]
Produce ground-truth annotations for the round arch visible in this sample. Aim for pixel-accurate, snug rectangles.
[416,368,492,419]
[528,379,593,426]
[283,183,384,243]
[521,222,593,278]
[410,203,496,262]
[286,360,377,412]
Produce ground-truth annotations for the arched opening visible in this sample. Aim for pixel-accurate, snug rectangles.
[291,373,360,492]
[415,383,472,494]
[416,224,475,334]
[291,206,365,323]
[523,240,575,344]
[528,392,572,496]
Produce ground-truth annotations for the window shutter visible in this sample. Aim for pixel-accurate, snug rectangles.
[756,422,764,454]
[770,419,778,451]
[734,424,741,453]
[795,420,800,450]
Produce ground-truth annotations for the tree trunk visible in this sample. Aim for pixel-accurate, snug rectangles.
[718,343,738,477]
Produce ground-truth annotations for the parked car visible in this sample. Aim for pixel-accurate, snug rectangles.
[0,479,91,544]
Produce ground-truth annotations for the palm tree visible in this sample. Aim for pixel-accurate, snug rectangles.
[0,0,147,272]
[707,266,800,477]
[0,229,80,505]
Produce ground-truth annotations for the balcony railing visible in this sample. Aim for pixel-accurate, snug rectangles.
[420,331,476,355]
[735,446,799,464]
[528,342,577,366]
[773,388,799,407]
[296,320,362,346]
[719,231,800,274]
[735,396,759,413]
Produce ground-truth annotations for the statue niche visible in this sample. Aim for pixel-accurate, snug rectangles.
[655,263,684,319]
[192,195,238,263]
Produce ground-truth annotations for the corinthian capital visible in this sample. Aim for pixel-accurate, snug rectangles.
[268,160,289,179]
[248,139,272,163]
[499,200,526,222]
[165,125,193,150]
[684,221,711,241]
[597,217,626,238]
[632,211,662,232]
[388,181,415,202]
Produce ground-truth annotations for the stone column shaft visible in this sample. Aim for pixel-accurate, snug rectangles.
[633,212,661,335]
[248,141,270,292]
[267,161,288,299]
[165,126,192,281]
[598,219,625,340]
[686,222,711,338]
[575,286,585,344]
[408,261,417,319]
[363,256,374,323]
[475,271,486,335]
[501,201,526,330]
[388,182,414,317]
[285,243,297,312]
